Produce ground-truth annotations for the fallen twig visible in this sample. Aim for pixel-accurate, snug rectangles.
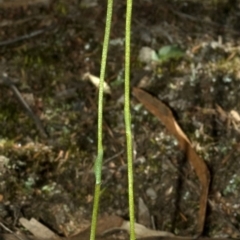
[0,26,54,47]
[0,73,48,139]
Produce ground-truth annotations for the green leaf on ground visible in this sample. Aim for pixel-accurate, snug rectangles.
[158,45,185,63]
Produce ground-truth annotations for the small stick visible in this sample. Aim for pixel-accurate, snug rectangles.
[0,73,48,139]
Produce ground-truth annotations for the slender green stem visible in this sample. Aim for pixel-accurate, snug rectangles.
[125,0,135,240]
[90,184,101,240]
[90,0,113,240]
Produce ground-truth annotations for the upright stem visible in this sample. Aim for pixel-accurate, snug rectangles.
[90,1,113,240]
[125,0,135,239]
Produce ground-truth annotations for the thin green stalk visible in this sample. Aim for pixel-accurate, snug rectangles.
[90,184,101,240]
[125,0,135,240]
[90,0,113,240]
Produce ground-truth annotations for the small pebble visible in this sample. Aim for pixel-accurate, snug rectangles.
[146,187,157,200]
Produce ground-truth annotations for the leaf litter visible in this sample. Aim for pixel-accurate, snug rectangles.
[0,0,240,240]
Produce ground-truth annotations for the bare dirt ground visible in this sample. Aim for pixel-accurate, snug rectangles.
[0,0,240,239]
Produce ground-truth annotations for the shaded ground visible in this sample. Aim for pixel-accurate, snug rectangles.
[0,0,240,238]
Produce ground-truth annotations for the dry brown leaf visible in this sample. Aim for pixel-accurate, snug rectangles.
[97,215,175,238]
[230,110,240,122]
[0,233,234,240]
[138,197,151,228]
[96,215,124,235]
[82,72,111,94]
[215,104,228,122]
[19,218,59,239]
[121,221,175,238]
[0,215,234,240]
[132,87,210,236]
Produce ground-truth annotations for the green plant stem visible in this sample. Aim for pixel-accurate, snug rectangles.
[90,0,113,240]
[125,0,135,240]
[90,184,101,240]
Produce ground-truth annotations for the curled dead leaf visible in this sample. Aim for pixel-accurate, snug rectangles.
[83,72,111,94]
[132,87,210,236]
